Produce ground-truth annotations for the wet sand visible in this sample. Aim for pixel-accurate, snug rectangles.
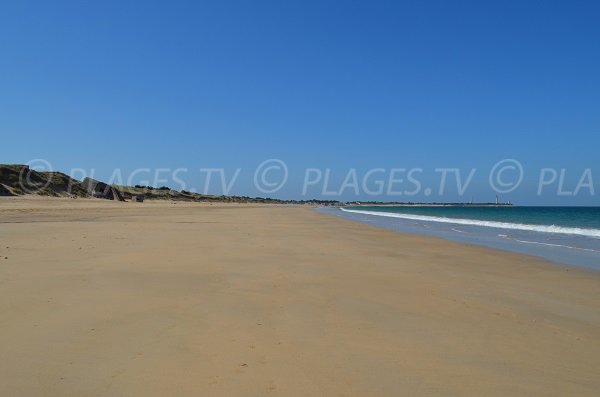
[1,197,599,396]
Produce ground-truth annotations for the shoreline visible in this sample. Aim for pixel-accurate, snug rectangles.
[327,206,600,271]
[1,198,599,396]
[347,203,513,207]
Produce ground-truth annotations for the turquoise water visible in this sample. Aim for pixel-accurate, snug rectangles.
[344,206,600,235]
[319,206,600,270]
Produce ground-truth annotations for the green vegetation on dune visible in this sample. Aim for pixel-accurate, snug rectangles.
[0,165,88,197]
[0,164,340,205]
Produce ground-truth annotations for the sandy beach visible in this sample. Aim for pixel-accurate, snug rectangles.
[1,197,599,396]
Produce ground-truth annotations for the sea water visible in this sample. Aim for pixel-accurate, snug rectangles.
[317,206,600,270]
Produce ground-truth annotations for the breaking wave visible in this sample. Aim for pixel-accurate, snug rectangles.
[339,208,600,238]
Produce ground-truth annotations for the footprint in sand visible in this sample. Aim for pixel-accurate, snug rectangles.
[208,375,220,385]
[266,381,277,392]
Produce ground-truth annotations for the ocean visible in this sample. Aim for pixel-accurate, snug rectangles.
[318,206,600,270]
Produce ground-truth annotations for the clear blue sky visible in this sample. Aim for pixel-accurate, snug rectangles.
[1,1,599,204]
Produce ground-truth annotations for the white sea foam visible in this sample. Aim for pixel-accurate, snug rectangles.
[512,239,600,253]
[340,208,600,238]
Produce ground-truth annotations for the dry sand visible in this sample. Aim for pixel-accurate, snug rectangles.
[1,197,599,396]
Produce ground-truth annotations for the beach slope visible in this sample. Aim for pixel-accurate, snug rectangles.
[1,198,599,396]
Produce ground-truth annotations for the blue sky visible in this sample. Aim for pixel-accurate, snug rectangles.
[1,1,599,204]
